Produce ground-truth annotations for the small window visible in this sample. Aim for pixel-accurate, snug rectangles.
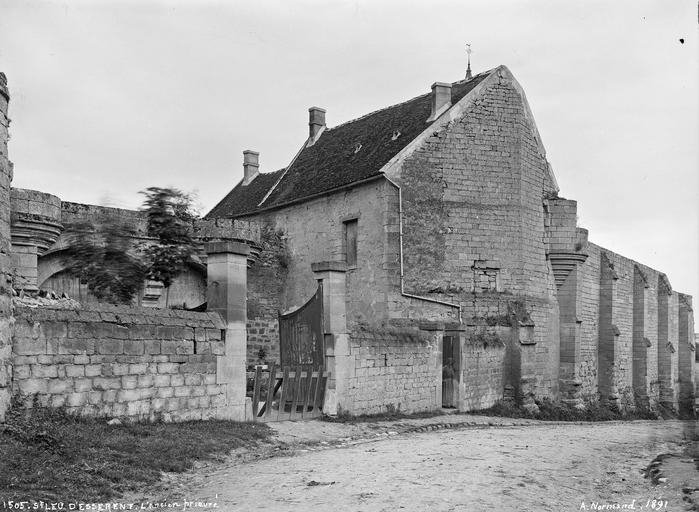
[344,219,358,267]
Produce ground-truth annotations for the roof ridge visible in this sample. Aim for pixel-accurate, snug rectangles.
[325,69,495,132]
[326,91,431,131]
[450,67,495,86]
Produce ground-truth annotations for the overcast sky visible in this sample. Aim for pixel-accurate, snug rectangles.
[0,0,697,321]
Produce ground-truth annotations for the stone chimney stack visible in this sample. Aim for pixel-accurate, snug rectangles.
[428,82,452,122]
[308,107,326,141]
[242,150,259,185]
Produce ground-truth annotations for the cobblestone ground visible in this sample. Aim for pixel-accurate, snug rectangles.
[145,418,699,512]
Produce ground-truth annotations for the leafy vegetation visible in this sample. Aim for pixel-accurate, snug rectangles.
[62,187,198,304]
[472,398,658,422]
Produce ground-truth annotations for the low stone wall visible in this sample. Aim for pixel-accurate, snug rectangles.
[345,327,441,415]
[11,304,229,421]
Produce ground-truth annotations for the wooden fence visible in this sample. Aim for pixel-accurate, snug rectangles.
[251,363,329,421]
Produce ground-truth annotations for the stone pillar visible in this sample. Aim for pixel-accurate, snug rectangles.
[558,266,583,406]
[206,241,250,421]
[311,261,349,416]
[632,266,650,408]
[598,253,620,406]
[657,276,677,411]
[678,294,694,415]
[0,73,13,422]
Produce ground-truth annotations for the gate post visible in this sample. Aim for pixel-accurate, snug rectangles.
[206,241,250,421]
[312,261,349,415]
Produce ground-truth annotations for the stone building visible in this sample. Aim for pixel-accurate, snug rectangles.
[0,66,694,420]
[206,65,695,415]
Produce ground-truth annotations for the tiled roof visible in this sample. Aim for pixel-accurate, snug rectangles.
[206,169,284,218]
[206,73,489,219]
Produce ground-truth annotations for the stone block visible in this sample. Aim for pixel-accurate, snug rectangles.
[129,363,148,375]
[102,389,118,402]
[14,336,46,355]
[174,386,192,397]
[112,363,130,376]
[170,374,185,386]
[154,375,170,387]
[85,364,102,377]
[117,389,141,402]
[121,375,138,389]
[74,378,92,392]
[195,342,211,355]
[88,391,103,405]
[137,374,154,388]
[67,322,92,338]
[123,339,144,355]
[43,322,68,339]
[18,378,48,395]
[32,365,57,379]
[184,374,202,386]
[157,362,179,374]
[111,402,126,417]
[97,339,123,355]
[126,400,150,417]
[48,379,73,394]
[93,377,121,391]
[205,329,222,341]
[139,387,156,399]
[157,387,174,398]
[13,365,30,379]
[51,394,66,408]
[65,364,85,378]
[144,340,161,354]
[66,392,88,407]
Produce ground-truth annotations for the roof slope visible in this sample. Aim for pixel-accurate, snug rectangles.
[206,73,489,218]
[207,168,284,218]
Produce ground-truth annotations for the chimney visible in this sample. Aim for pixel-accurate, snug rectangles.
[242,150,259,185]
[427,82,452,122]
[308,106,326,142]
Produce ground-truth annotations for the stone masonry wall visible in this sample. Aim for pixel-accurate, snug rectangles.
[389,71,560,401]
[460,326,509,410]
[344,327,441,415]
[0,73,13,422]
[12,305,228,421]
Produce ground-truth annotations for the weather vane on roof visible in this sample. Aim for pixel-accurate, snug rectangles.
[465,44,473,80]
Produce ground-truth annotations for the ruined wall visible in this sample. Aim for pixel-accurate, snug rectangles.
[388,72,560,401]
[344,327,441,414]
[0,73,13,421]
[575,241,688,410]
[12,305,229,421]
[37,202,257,309]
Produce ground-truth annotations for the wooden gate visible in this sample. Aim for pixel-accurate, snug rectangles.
[250,284,328,421]
[251,363,329,421]
[442,334,460,408]
[279,283,324,367]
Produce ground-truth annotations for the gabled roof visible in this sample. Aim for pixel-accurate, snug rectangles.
[206,72,490,219]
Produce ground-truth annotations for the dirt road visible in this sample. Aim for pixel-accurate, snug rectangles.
[165,420,698,512]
